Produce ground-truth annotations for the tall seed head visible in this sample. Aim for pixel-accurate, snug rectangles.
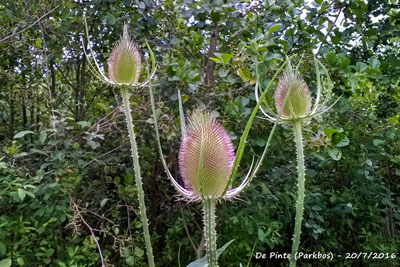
[108,24,141,85]
[274,66,312,120]
[179,111,235,200]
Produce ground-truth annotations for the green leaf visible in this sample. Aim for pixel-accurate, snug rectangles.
[124,173,134,185]
[0,259,12,267]
[328,148,342,161]
[265,52,283,61]
[268,24,281,35]
[30,148,48,156]
[218,69,228,78]
[187,239,235,267]
[237,67,252,82]
[370,58,380,70]
[292,8,302,15]
[125,256,135,266]
[106,13,117,24]
[355,62,368,72]
[315,0,323,4]
[323,128,339,138]
[255,138,265,147]
[77,121,90,128]
[35,38,42,48]
[373,139,384,146]
[43,217,57,227]
[209,57,220,63]
[134,247,144,257]
[0,242,6,255]
[220,53,233,64]
[18,188,26,201]
[258,228,265,242]
[331,34,341,44]
[100,198,109,208]
[266,0,276,7]
[324,51,337,65]
[25,190,35,199]
[14,130,35,139]
[39,131,47,144]
[339,56,350,69]
[312,205,322,211]
[210,11,220,23]
[332,133,350,147]
[114,227,119,235]
[17,258,24,266]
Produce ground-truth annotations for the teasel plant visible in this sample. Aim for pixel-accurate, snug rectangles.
[255,56,339,267]
[147,58,291,266]
[82,17,156,267]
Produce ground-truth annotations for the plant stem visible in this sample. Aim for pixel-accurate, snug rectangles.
[290,121,306,267]
[203,198,218,267]
[121,87,155,267]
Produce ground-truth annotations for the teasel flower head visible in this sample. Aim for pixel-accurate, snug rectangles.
[274,67,312,120]
[178,111,235,200]
[82,17,156,87]
[255,57,340,124]
[164,111,256,201]
[107,24,141,85]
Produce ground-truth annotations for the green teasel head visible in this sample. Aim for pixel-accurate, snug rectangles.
[108,24,141,85]
[255,57,340,124]
[179,111,235,200]
[82,17,156,87]
[274,65,312,120]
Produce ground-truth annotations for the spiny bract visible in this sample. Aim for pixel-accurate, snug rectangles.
[179,111,235,200]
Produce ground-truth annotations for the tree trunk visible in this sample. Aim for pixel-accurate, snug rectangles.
[50,59,57,109]
[36,92,40,131]
[203,25,218,95]
[30,89,35,128]
[8,90,15,139]
[79,55,86,120]
[29,90,35,143]
[22,93,27,129]
[74,58,81,122]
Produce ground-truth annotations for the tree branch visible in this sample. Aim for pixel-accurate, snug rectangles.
[70,196,105,267]
[0,5,60,43]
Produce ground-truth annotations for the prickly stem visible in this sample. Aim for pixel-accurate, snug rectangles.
[203,198,218,267]
[290,120,306,267]
[121,87,155,267]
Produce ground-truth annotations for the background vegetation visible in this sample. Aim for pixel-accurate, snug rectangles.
[0,0,399,266]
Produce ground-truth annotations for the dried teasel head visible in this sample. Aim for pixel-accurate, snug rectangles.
[178,111,235,200]
[274,66,312,121]
[107,24,141,85]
